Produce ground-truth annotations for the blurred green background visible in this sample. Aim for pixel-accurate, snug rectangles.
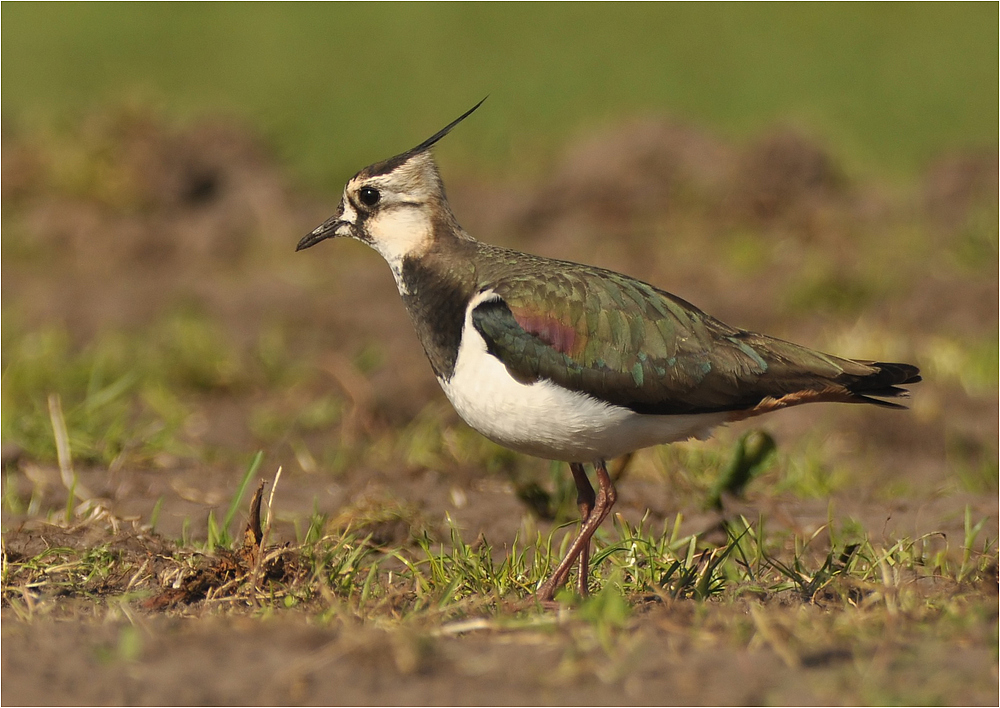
[3,3,996,186]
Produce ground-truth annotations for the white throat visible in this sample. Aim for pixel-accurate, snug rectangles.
[364,208,434,293]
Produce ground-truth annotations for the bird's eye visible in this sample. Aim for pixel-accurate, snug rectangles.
[358,187,381,207]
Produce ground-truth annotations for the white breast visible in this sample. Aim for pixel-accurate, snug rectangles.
[438,291,730,463]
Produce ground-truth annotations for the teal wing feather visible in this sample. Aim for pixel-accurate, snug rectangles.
[471,262,909,414]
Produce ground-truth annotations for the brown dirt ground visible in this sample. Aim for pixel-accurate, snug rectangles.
[4,607,995,706]
[2,110,998,705]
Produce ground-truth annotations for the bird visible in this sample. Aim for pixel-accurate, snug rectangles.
[296,99,921,604]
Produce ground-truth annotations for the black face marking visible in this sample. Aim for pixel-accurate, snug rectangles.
[359,186,380,207]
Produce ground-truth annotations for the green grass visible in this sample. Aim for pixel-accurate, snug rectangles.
[1,324,184,467]
[6,374,994,609]
[3,495,994,622]
[3,425,995,702]
[2,4,996,186]
[0,306,325,470]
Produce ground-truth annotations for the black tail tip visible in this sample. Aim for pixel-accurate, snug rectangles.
[848,361,921,408]
[877,362,922,386]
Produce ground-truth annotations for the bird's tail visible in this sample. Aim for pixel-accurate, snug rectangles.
[837,361,922,408]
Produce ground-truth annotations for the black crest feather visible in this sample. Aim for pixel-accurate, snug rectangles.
[408,96,488,155]
[364,97,487,178]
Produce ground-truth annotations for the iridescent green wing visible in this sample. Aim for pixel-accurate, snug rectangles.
[472,266,873,414]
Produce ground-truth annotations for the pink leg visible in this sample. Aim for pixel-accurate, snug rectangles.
[570,463,596,596]
[536,460,617,603]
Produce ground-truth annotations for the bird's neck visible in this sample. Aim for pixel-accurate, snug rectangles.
[366,201,470,290]
[395,235,481,381]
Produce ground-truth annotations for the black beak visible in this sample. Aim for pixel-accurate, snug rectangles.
[296,214,348,251]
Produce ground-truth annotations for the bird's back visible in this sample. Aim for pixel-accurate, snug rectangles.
[462,241,920,417]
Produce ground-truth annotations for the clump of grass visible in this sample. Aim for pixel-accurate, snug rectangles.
[204,452,262,551]
[652,427,850,505]
[327,493,428,549]
[705,429,776,510]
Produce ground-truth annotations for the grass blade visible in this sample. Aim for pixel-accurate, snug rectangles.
[223,451,264,540]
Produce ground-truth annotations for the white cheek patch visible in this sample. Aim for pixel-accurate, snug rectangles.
[341,199,358,225]
[366,208,434,293]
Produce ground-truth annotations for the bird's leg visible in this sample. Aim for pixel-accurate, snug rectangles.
[536,459,617,603]
[570,462,596,597]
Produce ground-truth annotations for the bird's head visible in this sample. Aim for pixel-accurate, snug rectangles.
[296,98,486,265]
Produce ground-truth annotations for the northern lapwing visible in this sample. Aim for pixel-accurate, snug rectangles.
[297,100,921,603]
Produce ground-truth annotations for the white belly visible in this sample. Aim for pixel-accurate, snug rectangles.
[438,293,730,463]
